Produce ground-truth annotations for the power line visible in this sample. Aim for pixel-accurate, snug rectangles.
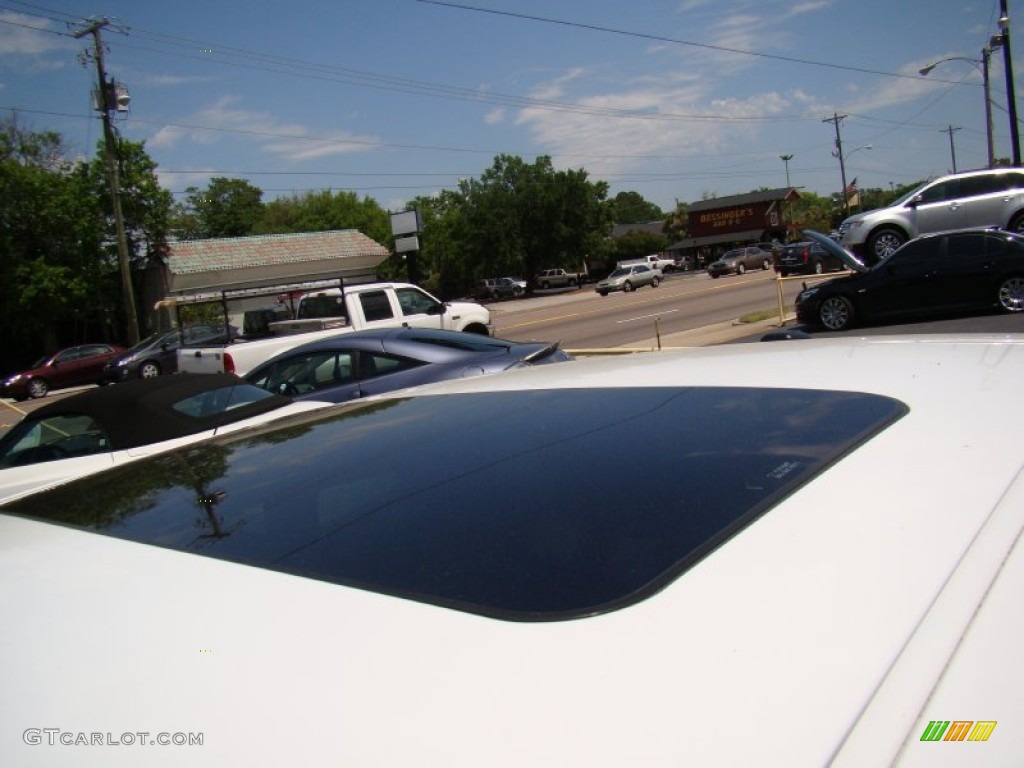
[413,0,970,84]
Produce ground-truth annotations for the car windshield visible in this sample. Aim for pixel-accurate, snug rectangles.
[5,386,906,622]
[126,330,177,353]
[607,268,630,278]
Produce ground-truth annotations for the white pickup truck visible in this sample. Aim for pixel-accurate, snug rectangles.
[177,282,491,376]
[616,254,675,272]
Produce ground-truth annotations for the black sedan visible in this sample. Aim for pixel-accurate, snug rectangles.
[244,327,572,404]
[774,240,846,276]
[795,228,1024,331]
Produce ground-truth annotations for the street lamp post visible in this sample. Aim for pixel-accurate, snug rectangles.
[779,153,793,187]
[919,52,997,168]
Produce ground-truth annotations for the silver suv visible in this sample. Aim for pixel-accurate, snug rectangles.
[836,168,1024,262]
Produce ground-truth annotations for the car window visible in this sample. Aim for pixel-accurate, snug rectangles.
[77,344,112,358]
[170,383,276,418]
[9,387,907,622]
[888,237,942,266]
[959,175,1005,198]
[917,179,960,205]
[0,413,110,467]
[1004,172,1024,191]
[298,294,347,320]
[946,233,991,261]
[53,349,82,364]
[248,351,356,395]
[395,287,440,316]
[358,353,423,379]
[358,291,394,322]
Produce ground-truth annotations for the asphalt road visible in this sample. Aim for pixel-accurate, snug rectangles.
[489,268,800,348]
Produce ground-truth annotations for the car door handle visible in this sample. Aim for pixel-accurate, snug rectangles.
[948,202,960,210]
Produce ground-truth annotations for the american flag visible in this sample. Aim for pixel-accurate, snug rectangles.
[844,177,858,197]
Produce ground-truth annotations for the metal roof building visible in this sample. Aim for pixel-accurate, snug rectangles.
[161,230,391,295]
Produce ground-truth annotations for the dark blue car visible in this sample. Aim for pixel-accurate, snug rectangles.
[244,327,572,403]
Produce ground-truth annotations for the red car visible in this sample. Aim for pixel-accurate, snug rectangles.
[1,343,126,400]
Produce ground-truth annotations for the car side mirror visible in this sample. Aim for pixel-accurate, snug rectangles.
[907,195,923,209]
[427,303,445,316]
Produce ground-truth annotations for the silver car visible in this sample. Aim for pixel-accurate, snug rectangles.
[837,168,1024,262]
[595,264,662,295]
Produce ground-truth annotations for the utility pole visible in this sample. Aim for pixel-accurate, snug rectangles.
[998,0,1021,165]
[824,112,851,217]
[73,18,140,345]
[942,125,961,172]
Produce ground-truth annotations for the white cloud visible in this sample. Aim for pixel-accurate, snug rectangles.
[484,107,506,125]
[0,12,70,57]
[515,70,788,175]
[140,73,219,87]
[148,96,381,162]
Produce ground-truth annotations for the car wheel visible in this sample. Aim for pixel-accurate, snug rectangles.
[1008,212,1024,234]
[623,281,634,292]
[997,275,1024,312]
[868,228,906,261]
[779,269,790,278]
[710,273,720,279]
[762,259,770,270]
[27,377,48,399]
[819,296,855,331]
[650,276,660,288]
[540,282,550,290]
[737,263,746,275]
[598,290,609,296]
[813,261,824,275]
[139,361,161,378]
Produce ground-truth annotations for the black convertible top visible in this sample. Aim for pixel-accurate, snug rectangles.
[19,374,291,450]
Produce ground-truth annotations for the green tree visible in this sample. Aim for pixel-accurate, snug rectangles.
[177,177,263,239]
[782,191,834,239]
[257,189,390,245]
[0,118,111,367]
[610,190,663,224]
[610,231,670,262]
[436,154,610,295]
[84,136,172,273]
[662,201,690,242]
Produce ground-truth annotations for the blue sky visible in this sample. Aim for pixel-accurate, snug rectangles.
[0,0,1016,214]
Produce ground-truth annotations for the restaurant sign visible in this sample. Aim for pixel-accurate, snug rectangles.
[688,201,777,238]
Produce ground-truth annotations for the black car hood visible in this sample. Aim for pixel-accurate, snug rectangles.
[803,230,869,274]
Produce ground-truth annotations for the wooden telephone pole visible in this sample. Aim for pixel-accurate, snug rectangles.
[73,18,140,345]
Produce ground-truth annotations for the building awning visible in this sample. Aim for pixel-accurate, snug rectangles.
[666,229,767,251]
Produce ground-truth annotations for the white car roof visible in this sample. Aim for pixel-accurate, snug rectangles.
[1,335,1021,767]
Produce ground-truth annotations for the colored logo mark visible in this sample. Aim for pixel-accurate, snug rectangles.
[920,720,997,742]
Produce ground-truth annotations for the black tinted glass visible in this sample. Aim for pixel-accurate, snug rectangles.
[3,387,905,621]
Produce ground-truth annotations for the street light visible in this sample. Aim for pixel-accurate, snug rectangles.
[779,153,793,187]
[919,51,997,168]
